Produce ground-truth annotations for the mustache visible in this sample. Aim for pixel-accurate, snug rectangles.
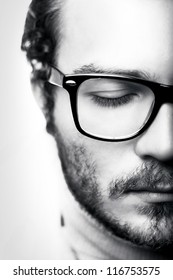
[109,160,173,199]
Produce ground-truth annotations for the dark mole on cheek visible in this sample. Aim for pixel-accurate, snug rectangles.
[60,214,65,227]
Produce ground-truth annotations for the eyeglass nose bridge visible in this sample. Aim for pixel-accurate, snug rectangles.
[153,84,173,110]
[157,85,173,104]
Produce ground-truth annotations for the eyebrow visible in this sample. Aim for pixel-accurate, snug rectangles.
[72,63,157,82]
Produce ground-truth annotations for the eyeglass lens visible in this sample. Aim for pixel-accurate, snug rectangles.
[77,78,155,139]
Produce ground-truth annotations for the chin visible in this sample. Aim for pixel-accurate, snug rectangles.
[96,202,173,251]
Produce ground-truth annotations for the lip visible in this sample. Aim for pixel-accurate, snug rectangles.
[127,191,173,203]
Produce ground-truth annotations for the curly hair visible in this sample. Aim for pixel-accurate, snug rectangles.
[21,0,62,135]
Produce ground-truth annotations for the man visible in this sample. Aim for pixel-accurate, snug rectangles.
[21,0,173,259]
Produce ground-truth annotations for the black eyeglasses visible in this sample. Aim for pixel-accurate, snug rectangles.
[48,65,173,142]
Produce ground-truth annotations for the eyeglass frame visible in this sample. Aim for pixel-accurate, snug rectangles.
[47,65,173,142]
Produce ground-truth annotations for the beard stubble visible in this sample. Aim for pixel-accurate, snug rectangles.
[54,129,173,255]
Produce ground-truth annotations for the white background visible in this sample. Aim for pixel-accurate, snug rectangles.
[0,0,66,259]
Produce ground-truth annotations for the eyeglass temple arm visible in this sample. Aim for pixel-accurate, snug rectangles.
[48,66,64,87]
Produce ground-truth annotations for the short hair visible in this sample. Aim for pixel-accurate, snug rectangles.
[21,0,62,134]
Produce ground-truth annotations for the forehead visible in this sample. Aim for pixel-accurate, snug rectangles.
[57,0,173,82]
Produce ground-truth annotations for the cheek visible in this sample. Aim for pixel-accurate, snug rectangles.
[89,142,141,189]
[53,88,141,184]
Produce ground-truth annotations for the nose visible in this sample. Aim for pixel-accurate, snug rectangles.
[135,103,173,162]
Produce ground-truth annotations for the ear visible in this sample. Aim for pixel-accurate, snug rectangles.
[31,81,47,115]
[30,60,50,115]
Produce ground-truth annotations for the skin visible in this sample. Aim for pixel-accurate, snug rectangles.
[39,0,173,251]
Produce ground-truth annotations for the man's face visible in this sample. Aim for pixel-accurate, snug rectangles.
[52,0,173,250]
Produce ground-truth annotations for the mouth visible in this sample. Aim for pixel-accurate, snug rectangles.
[127,191,173,203]
[124,182,173,203]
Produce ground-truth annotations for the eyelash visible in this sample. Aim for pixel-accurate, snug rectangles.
[91,94,136,108]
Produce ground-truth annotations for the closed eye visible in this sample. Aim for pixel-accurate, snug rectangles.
[90,93,137,108]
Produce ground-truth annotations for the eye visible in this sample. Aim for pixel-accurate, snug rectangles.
[90,92,138,108]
